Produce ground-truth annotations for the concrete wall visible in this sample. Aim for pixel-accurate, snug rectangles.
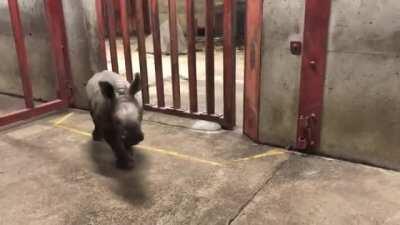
[0,0,102,107]
[258,0,400,170]
[62,0,105,108]
[320,0,400,169]
[258,0,304,147]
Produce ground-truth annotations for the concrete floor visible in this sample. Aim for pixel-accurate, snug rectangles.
[1,109,400,225]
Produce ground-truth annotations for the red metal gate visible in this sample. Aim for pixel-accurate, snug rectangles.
[242,0,332,147]
[243,0,263,141]
[0,0,71,127]
[96,0,237,129]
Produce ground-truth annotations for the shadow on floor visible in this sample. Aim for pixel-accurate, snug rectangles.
[87,141,149,206]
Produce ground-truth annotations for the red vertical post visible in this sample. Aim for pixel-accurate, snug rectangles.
[205,0,215,114]
[106,0,119,73]
[95,0,107,69]
[44,0,73,104]
[296,0,332,150]
[168,0,181,109]
[185,0,198,112]
[150,0,165,107]
[243,0,263,140]
[140,0,151,35]
[134,0,150,104]
[8,0,34,108]
[119,0,133,82]
[223,0,236,129]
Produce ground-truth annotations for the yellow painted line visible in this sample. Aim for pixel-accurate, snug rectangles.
[233,148,286,162]
[50,113,284,167]
[56,124,92,137]
[136,146,224,167]
[51,115,224,167]
[57,124,223,167]
[53,112,74,126]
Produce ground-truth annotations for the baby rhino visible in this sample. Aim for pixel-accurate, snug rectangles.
[86,70,144,169]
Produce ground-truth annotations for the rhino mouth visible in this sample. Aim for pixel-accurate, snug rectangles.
[123,132,144,146]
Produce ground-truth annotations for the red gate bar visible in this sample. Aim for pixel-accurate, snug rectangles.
[185,0,198,112]
[105,0,119,73]
[205,0,215,114]
[119,0,133,82]
[168,0,181,109]
[143,104,222,123]
[95,0,107,69]
[243,0,263,140]
[0,100,67,127]
[134,0,150,104]
[296,0,332,150]
[44,0,73,103]
[150,0,165,107]
[223,0,236,129]
[8,0,34,109]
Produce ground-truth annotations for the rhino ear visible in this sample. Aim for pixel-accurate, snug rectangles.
[129,73,141,96]
[99,81,115,99]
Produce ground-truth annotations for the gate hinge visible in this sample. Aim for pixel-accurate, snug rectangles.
[57,81,74,105]
[297,113,317,150]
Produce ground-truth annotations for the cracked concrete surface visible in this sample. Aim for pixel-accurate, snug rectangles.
[1,109,400,225]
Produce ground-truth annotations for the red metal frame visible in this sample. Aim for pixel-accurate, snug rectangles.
[8,0,34,109]
[185,0,198,113]
[144,104,222,124]
[205,0,215,115]
[0,100,67,127]
[95,0,108,69]
[44,0,73,103]
[168,0,181,109]
[105,0,119,73]
[243,0,263,141]
[296,0,332,150]
[150,0,165,107]
[119,0,134,82]
[222,0,236,129]
[96,0,237,129]
[134,0,150,104]
[1,0,71,127]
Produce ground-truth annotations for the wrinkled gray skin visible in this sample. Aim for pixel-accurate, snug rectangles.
[86,70,143,169]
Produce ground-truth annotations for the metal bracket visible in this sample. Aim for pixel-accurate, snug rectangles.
[296,113,316,150]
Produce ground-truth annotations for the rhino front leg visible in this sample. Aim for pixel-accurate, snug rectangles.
[105,134,135,170]
[90,111,104,141]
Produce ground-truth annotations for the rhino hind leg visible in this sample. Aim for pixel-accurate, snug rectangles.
[92,129,104,142]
